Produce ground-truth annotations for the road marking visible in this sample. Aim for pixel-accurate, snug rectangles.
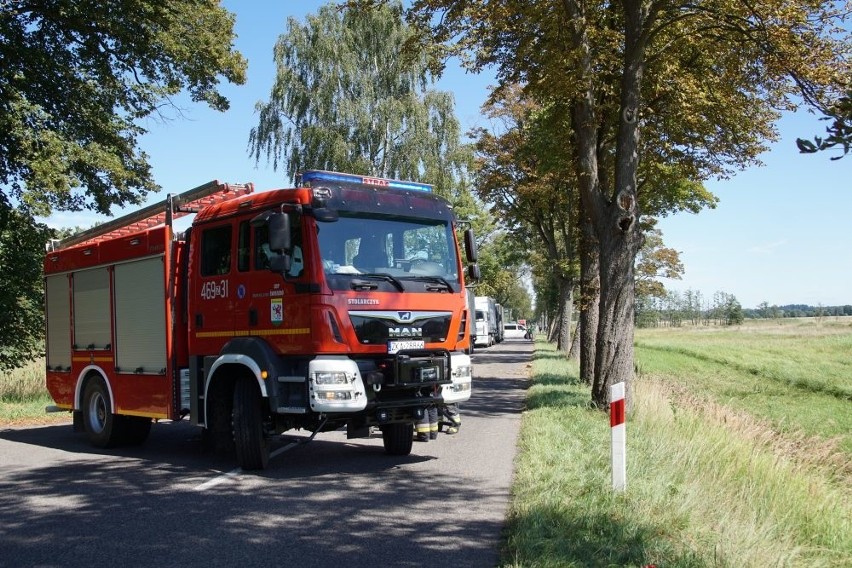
[193,468,240,491]
[192,444,295,491]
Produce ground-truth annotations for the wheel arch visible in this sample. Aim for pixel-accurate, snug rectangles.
[201,337,286,428]
[74,366,113,413]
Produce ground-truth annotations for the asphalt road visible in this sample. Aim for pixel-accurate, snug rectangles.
[0,339,533,568]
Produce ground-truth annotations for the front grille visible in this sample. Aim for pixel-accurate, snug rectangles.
[349,310,452,344]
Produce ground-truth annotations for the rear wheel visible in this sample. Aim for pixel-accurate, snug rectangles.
[232,377,270,470]
[381,422,414,456]
[82,377,122,448]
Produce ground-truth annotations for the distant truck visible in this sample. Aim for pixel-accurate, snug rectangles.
[474,296,498,347]
[44,170,479,469]
[494,302,505,343]
[466,288,477,352]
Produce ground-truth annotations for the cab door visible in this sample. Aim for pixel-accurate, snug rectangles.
[190,222,236,354]
[230,215,312,354]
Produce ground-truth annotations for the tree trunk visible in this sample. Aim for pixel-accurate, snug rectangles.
[547,300,561,343]
[590,221,641,406]
[567,318,580,360]
[590,0,647,408]
[556,276,573,353]
[578,208,599,384]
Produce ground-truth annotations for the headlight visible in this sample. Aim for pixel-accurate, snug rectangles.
[314,371,349,385]
[451,382,471,393]
[452,365,472,379]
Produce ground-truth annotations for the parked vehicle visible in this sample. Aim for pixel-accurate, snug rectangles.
[474,296,498,347]
[503,322,529,340]
[494,302,505,343]
[44,171,479,469]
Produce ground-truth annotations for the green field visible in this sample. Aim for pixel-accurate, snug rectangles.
[502,320,851,567]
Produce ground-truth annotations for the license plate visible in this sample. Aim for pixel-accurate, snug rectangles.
[388,340,425,354]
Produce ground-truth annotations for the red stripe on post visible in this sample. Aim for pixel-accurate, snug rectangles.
[610,398,625,427]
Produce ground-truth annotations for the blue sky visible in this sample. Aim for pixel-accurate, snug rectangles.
[45,1,851,309]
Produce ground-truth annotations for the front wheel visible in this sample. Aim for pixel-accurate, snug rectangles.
[232,377,270,470]
[381,422,413,456]
[82,378,122,448]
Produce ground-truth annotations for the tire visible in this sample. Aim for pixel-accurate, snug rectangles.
[82,377,122,448]
[232,377,270,470]
[381,422,413,456]
[121,416,152,446]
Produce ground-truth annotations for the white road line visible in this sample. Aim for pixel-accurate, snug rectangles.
[193,468,240,491]
[192,444,294,491]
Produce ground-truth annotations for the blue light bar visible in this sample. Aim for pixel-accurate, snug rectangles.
[299,170,433,193]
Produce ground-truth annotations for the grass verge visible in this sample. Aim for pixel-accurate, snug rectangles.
[0,357,64,425]
[500,340,851,567]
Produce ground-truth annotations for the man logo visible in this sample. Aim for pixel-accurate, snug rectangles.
[398,311,412,322]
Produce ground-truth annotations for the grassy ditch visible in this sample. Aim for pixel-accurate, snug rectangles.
[635,320,852,456]
[500,337,851,567]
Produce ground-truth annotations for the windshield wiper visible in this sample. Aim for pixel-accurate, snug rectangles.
[354,273,405,292]
[408,275,453,292]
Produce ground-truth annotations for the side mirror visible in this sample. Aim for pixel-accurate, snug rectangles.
[268,254,292,274]
[268,212,291,252]
[466,264,481,283]
[464,228,478,263]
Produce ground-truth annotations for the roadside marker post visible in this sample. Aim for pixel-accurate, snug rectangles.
[610,382,626,492]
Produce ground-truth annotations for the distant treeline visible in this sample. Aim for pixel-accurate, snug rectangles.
[636,289,851,328]
[744,303,852,319]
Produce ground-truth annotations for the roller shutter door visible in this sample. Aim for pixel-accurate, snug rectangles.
[114,257,167,373]
[73,267,111,349]
[45,274,72,369]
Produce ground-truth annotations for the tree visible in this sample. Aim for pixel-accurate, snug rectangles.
[408,0,849,406]
[0,0,246,368]
[250,0,466,198]
[724,294,744,326]
[1,0,247,215]
[0,204,51,369]
[472,86,580,353]
[473,232,533,314]
[634,224,683,300]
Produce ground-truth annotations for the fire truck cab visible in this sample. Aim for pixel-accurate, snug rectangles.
[44,171,478,469]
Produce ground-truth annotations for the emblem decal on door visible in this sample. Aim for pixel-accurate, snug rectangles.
[271,298,283,325]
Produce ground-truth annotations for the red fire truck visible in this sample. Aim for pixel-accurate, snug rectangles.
[44,171,478,469]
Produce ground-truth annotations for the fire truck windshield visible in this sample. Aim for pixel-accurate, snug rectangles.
[317,213,461,293]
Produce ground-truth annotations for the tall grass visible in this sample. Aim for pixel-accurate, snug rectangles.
[0,358,47,401]
[0,357,55,423]
[501,339,851,567]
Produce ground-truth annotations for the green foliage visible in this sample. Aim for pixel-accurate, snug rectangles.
[410,0,850,403]
[474,232,533,319]
[0,203,51,369]
[797,91,852,159]
[250,0,465,197]
[0,0,247,216]
[634,224,683,300]
[0,0,245,369]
